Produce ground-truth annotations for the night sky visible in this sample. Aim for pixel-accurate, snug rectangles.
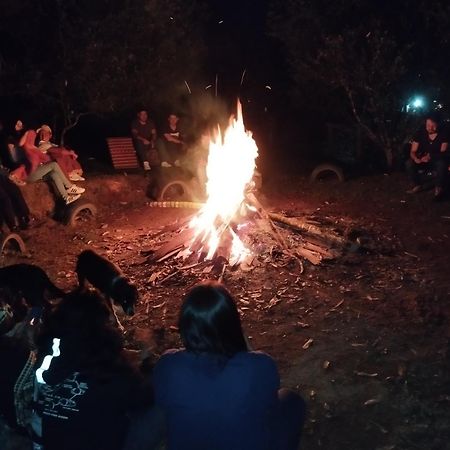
[1,0,448,171]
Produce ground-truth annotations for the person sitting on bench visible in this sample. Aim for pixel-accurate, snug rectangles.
[157,113,186,168]
[9,123,85,205]
[406,114,448,200]
[37,124,85,182]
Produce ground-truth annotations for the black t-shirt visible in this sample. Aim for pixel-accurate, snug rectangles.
[37,370,153,450]
[412,128,448,158]
[162,124,185,160]
[131,119,156,143]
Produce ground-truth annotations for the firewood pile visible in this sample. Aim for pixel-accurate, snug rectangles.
[134,197,363,290]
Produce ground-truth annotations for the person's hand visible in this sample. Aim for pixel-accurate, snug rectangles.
[420,154,431,163]
[143,139,150,145]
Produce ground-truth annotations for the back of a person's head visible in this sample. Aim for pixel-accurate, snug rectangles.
[178,281,247,357]
[36,290,127,381]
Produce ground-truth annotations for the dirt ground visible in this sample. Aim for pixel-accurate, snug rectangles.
[2,171,450,450]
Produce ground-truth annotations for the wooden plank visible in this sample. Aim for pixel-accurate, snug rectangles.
[106,137,139,169]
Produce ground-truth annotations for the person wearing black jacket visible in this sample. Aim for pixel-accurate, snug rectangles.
[0,160,30,231]
[33,291,155,450]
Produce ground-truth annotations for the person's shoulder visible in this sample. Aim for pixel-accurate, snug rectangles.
[155,348,185,366]
[235,351,277,369]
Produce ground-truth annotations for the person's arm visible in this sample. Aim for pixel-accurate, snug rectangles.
[163,132,183,144]
[132,126,151,146]
[410,141,429,163]
[440,141,448,153]
[18,131,29,147]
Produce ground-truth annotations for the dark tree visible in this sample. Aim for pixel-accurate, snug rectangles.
[0,0,209,131]
[268,0,450,169]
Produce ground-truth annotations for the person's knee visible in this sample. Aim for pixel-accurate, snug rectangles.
[405,158,415,172]
[278,388,307,421]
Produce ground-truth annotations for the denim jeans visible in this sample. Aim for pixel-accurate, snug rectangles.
[27,162,72,198]
[405,157,448,188]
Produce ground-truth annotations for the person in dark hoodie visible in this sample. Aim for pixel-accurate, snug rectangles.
[32,290,154,450]
[152,281,306,450]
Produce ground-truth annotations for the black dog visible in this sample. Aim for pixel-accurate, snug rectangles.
[76,249,138,320]
[0,264,66,318]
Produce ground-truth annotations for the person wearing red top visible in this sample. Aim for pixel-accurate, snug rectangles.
[9,122,85,205]
[37,124,84,181]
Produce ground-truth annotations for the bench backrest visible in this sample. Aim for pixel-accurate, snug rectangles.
[106,137,139,169]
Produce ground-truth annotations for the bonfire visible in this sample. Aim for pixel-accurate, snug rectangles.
[186,100,258,265]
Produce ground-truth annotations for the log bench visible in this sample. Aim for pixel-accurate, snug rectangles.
[16,175,148,226]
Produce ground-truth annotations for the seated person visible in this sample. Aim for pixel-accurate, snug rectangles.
[406,115,448,199]
[33,290,154,450]
[0,292,35,434]
[152,281,306,450]
[131,109,158,171]
[0,160,31,230]
[9,125,85,205]
[37,124,84,181]
[6,119,27,170]
[157,113,186,167]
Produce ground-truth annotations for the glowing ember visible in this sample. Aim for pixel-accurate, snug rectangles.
[188,100,258,265]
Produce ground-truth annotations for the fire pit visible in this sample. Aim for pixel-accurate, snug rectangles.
[147,101,355,274]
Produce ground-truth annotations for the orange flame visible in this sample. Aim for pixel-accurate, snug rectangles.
[189,100,258,264]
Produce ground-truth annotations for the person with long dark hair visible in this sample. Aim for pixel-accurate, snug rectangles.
[152,281,306,450]
[32,290,154,450]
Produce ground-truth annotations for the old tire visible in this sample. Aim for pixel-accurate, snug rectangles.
[310,163,345,182]
[65,201,97,226]
[158,180,193,202]
[0,233,27,255]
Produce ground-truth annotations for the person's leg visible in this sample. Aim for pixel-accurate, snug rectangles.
[271,388,306,450]
[26,163,53,183]
[45,161,72,188]
[433,158,448,189]
[156,139,171,166]
[405,158,421,187]
[1,176,30,222]
[27,162,71,198]
[133,141,150,168]
[0,184,18,230]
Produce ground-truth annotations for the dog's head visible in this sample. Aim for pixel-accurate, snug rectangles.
[114,279,138,316]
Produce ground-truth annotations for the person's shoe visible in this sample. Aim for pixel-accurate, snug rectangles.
[65,193,81,205]
[69,174,85,181]
[67,185,85,195]
[8,173,26,186]
[161,161,172,168]
[143,161,151,171]
[433,187,445,201]
[406,185,422,194]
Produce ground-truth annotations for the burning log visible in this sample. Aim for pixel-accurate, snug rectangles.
[267,212,347,247]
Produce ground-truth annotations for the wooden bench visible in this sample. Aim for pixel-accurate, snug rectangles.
[106,137,139,170]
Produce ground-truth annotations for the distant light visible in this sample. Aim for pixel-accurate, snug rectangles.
[218,20,224,24]
[265,85,272,90]
[412,97,424,108]
[406,95,426,113]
